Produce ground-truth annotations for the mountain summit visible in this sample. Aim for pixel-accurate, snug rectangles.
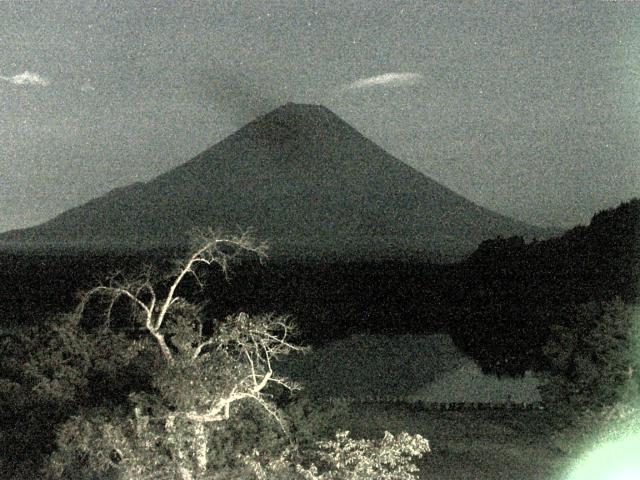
[0,103,545,260]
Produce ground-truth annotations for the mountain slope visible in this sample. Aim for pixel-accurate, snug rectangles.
[0,103,545,259]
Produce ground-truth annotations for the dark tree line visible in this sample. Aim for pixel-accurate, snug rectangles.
[1,199,638,378]
[450,198,639,376]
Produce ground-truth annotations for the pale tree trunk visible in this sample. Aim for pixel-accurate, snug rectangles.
[134,407,151,450]
[165,415,195,480]
[193,421,208,475]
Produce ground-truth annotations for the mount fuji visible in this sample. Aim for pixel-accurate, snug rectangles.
[0,103,547,260]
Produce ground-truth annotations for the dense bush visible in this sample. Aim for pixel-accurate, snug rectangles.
[239,430,430,480]
[539,298,640,412]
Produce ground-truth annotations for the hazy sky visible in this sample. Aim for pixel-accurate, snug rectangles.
[1,0,639,233]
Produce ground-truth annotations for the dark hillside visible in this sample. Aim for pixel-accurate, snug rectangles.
[1,200,636,376]
[449,198,640,375]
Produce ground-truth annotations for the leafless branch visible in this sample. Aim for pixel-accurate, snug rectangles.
[74,230,268,365]
[191,338,216,360]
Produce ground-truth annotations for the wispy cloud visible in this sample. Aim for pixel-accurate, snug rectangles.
[346,72,424,90]
[80,81,95,93]
[0,71,50,87]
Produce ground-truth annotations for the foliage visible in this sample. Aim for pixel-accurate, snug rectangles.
[539,298,640,412]
[2,313,147,407]
[302,430,429,480]
[280,396,350,452]
[0,314,152,479]
[33,230,430,480]
[451,198,639,377]
[45,395,355,480]
[191,394,350,471]
[44,312,306,479]
[237,430,430,480]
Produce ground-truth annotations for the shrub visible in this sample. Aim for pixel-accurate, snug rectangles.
[237,430,430,480]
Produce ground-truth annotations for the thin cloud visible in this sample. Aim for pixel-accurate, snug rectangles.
[0,71,50,87]
[346,72,423,90]
[80,81,96,93]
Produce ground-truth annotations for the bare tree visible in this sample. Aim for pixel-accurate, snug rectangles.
[77,229,267,362]
[69,229,308,480]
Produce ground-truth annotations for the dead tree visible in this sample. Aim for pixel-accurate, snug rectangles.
[74,229,308,480]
